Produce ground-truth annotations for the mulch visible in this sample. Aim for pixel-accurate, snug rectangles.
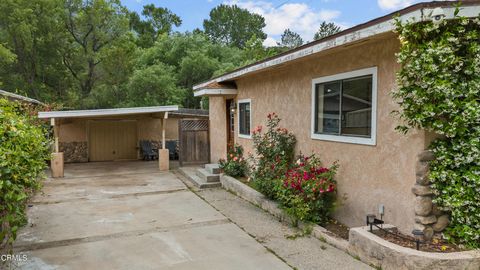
[370,227,466,253]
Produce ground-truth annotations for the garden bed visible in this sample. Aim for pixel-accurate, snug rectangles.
[220,174,350,251]
[371,227,465,253]
[348,226,480,270]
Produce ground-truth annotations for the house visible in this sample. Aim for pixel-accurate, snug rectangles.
[38,106,209,176]
[193,1,480,235]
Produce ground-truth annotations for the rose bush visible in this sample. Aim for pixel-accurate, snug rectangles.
[219,144,248,177]
[249,113,296,199]
[275,154,338,224]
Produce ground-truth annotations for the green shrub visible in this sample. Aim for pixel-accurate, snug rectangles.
[394,10,480,247]
[0,99,50,253]
[250,113,296,199]
[219,144,248,177]
[275,154,338,225]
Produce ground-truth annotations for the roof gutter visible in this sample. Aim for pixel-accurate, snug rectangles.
[193,1,480,92]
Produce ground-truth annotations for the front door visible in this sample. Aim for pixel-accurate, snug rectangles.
[226,99,235,149]
[89,120,137,161]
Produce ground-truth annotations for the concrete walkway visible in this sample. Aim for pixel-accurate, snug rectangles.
[179,175,373,270]
[14,162,291,270]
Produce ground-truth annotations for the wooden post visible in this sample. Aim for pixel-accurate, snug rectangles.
[162,112,168,149]
[159,112,169,171]
[52,118,59,153]
[50,118,64,178]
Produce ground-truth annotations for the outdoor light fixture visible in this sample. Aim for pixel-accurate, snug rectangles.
[412,229,424,250]
[366,214,384,232]
[230,102,236,113]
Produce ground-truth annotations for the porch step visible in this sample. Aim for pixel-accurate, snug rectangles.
[178,167,221,189]
[196,168,220,183]
[205,163,221,174]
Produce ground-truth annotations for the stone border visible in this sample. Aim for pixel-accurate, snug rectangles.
[220,175,349,252]
[221,174,480,270]
[413,150,449,240]
[348,226,480,270]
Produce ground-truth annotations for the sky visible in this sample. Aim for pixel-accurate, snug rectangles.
[121,0,436,46]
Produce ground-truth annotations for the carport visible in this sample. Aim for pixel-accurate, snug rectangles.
[38,106,179,177]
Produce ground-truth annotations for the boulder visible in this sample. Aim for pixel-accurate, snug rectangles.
[418,150,434,162]
[415,196,433,216]
[412,184,433,196]
[416,162,429,177]
[433,215,449,232]
[415,215,437,225]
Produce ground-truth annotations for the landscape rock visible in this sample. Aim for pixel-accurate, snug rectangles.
[416,162,429,177]
[415,215,437,225]
[433,215,449,232]
[415,196,432,216]
[418,150,434,162]
[412,184,433,196]
[416,174,430,185]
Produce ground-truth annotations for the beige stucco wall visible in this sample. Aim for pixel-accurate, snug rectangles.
[137,118,178,141]
[210,34,427,234]
[58,119,87,142]
[209,96,228,162]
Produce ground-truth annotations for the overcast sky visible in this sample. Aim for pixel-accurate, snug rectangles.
[121,0,437,46]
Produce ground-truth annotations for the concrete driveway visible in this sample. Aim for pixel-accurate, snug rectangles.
[15,161,291,270]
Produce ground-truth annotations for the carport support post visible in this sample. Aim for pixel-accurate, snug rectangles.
[51,118,64,178]
[159,112,169,171]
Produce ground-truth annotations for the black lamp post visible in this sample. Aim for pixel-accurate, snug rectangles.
[412,229,424,250]
[366,214,376,232]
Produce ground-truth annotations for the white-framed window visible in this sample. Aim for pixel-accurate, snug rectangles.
[238,99,252,139]
[311,67,377,145]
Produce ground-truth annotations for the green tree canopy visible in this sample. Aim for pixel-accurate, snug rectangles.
[278,29,303,49]
[203,4,266,48]
[129,4,181,48]
[313,21,341,40]
[63,0,130,103]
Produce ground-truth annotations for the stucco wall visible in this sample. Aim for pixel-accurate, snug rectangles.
[137,118,178,141]
[216,35,427,234]
[209,96,228,163]
[58,116,181,162]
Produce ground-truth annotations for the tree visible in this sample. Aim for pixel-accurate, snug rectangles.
[313,21,341,40]
[129,4,181,48]
[278,29,303,49]
[125,63,184,107]
[203,4,266,48]
[0,0,69,100]
[63,0,130,101]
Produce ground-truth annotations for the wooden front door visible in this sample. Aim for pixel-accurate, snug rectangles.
[226,99,235,149]
[89,120,137,161]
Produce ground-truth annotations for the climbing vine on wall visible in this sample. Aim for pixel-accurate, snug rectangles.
[393,10,480,247]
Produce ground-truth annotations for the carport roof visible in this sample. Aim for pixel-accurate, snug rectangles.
[38,105,179,119]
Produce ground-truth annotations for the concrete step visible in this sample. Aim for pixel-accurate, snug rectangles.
[205,163,222,174]
[178,167,221,189]
[195,168,220,183]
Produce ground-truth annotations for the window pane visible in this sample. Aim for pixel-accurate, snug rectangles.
[315,81,341,134]
[341,76,372,137]
[239,102,250,135]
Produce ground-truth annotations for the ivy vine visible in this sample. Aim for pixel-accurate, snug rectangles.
[394,9,480,247]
